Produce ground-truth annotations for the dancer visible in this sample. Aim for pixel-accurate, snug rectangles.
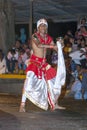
[19,18,66,112]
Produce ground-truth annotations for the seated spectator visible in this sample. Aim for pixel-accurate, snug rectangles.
[71,64,82,99]
[78,45,87,69]
[77,17,87,30]
[25,48,31,67]
[62,55,72,89]
[65,64,82,99]
[18,49,28,74]
[71,78,82,100]
[71,64,87,100]
[81,69,87,100]
[15,40,22,52]
[69,47,86,68]
[0,49,7,74]
[80,26,87,38]
[13,60,19,74]
[51,50,58,70]
[6,48,18,73]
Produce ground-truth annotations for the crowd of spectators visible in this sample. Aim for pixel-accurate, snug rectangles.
[0,40,31,75]
[51,17,87,100]
[62,17,87,100]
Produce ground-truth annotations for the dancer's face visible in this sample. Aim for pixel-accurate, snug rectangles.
[38,24,47,34]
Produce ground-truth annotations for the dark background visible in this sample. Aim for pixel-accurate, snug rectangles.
[15,21,77,41]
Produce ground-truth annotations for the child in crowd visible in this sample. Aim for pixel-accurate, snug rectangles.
[18,49,28,74]
[6,49,18,73]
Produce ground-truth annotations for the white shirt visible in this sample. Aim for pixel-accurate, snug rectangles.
[0,58,6,74]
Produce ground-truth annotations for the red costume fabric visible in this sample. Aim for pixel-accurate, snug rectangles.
[26,33,55,80]
[34,32,53,45]
[26,54,56,80]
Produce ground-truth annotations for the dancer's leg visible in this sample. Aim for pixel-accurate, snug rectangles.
[19,88,26,112]
[54,97,66,110]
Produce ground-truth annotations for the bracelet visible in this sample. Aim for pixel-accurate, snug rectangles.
[50,45,53,49]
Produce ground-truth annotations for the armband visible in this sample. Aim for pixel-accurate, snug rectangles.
[32,34,40,44]
[33,34,37,39]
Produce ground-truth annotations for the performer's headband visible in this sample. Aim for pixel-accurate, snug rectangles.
[37,19,48,29]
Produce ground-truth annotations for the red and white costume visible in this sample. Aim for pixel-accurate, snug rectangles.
[23,32,66,110]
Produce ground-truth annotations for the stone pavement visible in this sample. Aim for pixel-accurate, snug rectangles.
[0,94,87,130]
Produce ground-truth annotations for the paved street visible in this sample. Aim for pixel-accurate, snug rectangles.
[0,94,87,130]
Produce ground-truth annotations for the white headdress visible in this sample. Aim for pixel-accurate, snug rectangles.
[37,18,48,29]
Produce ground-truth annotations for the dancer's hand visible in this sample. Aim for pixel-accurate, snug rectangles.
[56,37,64,48]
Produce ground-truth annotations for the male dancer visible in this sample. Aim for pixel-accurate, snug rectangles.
[19,18,66,112]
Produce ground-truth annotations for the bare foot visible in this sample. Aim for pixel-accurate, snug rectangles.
[55,104,66,110]
[19,103,26,112]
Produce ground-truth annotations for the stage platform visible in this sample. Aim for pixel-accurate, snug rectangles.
[0,74,26,79]
[0,74,26,95]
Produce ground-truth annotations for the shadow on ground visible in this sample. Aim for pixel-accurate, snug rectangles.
[0,110,21,130]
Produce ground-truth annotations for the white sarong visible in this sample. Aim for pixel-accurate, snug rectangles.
[24,42,66,110]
